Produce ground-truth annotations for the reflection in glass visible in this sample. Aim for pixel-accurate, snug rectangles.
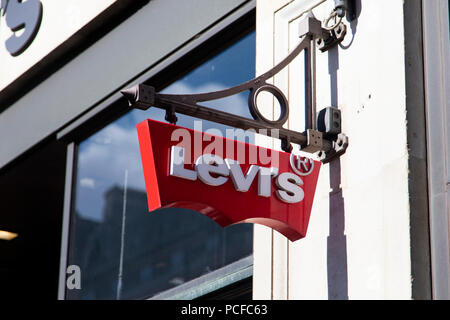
[67,31,255,299]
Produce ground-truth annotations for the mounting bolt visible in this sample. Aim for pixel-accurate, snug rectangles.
[281,137,293,153]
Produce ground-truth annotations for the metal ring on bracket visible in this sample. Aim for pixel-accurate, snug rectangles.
[248,84,289,126]
[323,10,343,31]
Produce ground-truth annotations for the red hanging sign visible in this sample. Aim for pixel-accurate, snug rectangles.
[136,119,321,241]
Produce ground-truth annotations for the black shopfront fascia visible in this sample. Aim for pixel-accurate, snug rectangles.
[56,4,257,300]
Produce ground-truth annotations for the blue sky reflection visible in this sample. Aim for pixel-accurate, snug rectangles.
[75,31,256,222]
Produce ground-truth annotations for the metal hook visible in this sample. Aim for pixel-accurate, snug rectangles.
[281,136,293,153]
[165,106,178,124]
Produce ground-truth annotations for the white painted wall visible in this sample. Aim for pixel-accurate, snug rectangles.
[253,0,412,299]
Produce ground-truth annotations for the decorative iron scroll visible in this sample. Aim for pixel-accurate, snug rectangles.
[122,13,348,163]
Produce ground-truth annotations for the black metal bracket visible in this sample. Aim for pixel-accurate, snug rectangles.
[121,13,348,163]
[317,22,347,52]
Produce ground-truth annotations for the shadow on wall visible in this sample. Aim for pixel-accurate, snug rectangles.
[340,0,362,50]
[325,0,361,300]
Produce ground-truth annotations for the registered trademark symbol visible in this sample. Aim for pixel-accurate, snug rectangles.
[290,154,314,176]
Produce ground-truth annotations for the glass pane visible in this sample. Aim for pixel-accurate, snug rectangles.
[66,31,255,300]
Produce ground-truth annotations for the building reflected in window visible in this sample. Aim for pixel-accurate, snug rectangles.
[71,186,252,299]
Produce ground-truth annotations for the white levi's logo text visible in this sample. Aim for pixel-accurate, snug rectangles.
[169,146,309,204]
